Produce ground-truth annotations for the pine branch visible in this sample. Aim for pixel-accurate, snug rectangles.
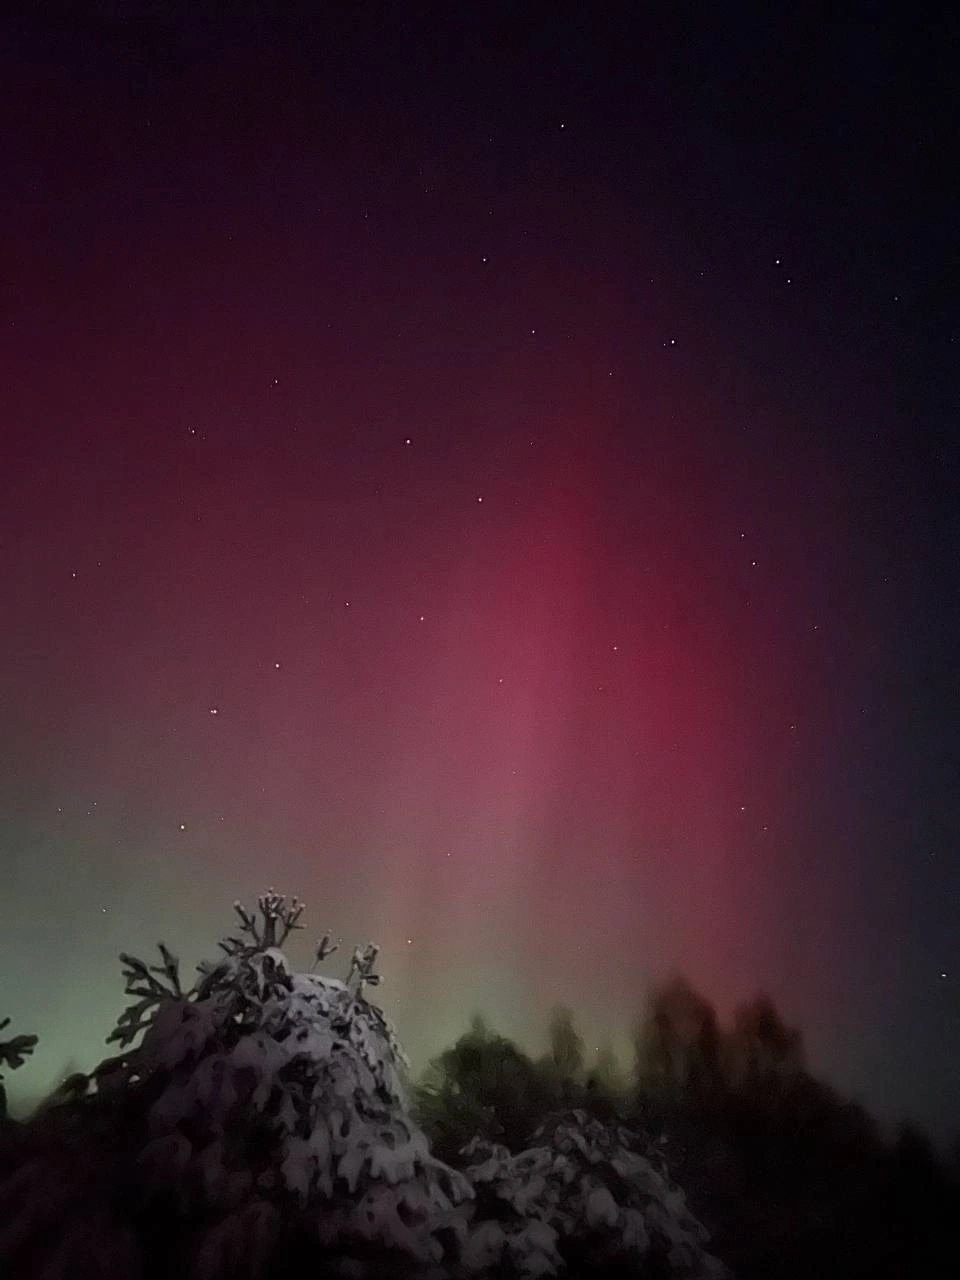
[106,943,185,1048]
[258,888,305,947]
[0,1017,39,1072]
[107,997,161,1048]
[311,930,340,971]
[220,890,306,955]
[150,942,183,996]
[348,942,382,993]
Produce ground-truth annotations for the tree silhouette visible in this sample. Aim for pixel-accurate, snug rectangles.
[727,992,804,1084]
[635,976,722,1096]
[415,1015,554,1162]
[0,1018,38,1129]
[547,1005,585,1081]
[589,1040,624,1096]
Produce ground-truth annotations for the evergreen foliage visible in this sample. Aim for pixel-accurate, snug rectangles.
[416,981,960,1279]
[0,893,728,1280]
[546,1007,584,1082]
[461,1111,729,1278]
[0,1017,38,1129]
[3,893,957,1278]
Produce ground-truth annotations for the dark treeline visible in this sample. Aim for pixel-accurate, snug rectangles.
[1,904,958,1279]
[413,980,959,1278]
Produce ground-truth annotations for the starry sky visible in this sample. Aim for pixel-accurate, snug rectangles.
[1,4,957,1137]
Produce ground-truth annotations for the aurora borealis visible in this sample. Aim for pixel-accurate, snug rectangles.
[1,6,957,1139]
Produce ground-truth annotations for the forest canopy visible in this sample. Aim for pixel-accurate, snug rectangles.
[1,891,956,1279]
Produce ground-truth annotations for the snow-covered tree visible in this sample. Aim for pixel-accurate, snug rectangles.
[0,895,731,1280]
[0,891,471,1279]
[460,1110,730,1279]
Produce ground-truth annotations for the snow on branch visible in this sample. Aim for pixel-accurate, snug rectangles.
[312,930,340,970]
[218,889,305,957]
[348,942,382,994]
[104,891,394,1061]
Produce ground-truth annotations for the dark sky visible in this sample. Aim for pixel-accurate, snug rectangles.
[1,3,958,1138]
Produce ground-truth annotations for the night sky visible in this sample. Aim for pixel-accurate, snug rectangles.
[1,5,957,1138]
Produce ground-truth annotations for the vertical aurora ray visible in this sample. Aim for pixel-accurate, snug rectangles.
[1,4,954,1139]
